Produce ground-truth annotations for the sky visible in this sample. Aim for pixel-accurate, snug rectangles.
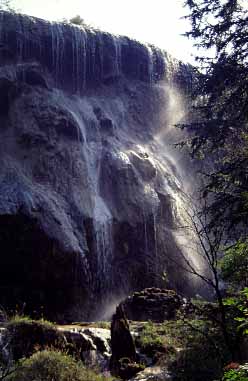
[11,0,196,63]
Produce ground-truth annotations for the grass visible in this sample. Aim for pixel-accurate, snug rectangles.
[133,316,230,381]
[7,315,55,329]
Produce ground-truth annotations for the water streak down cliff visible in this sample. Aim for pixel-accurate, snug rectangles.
[0,11,203,322]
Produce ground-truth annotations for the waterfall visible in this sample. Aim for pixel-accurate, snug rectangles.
[68,103,114,293]
[113,35,122,77]
[147,44,154,83]
[0,11,205,321]
[0,11,193,93]
[72,25,87,92]
[51,23,65,87]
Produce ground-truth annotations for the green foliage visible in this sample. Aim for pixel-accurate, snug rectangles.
[180,0,248,235]
[7,349,114,381]
[134,316,230,381]
[223,364,248,381]
[166,318,228,381]
[7,315,54,329]
[135,321,164,355]
[220,241,248,288]
[224,288,248,336]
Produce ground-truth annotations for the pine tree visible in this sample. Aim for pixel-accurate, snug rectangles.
[181,0,248,235]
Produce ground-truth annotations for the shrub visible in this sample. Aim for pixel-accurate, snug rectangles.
[223,364,248,381]
[7,349,115,381]
[166,319,229,381]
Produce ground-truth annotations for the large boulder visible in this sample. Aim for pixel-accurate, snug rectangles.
[122,288,182,322]
[110,305,139,378]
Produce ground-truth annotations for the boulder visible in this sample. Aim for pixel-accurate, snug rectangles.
[82,327,111,356]
[110,305,137,377]
[128,366,173,381]
[122,288,182,322]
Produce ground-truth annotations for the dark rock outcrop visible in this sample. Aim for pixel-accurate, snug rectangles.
[122,288,182,322]
[110,305,140,378]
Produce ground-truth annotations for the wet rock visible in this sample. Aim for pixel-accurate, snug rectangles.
[110,305,137,377]
[17,66,48,89]
[128,366,173,381]
[0,78,15,117]
[129,151,157,181]
[59,329,96,354]
[100,117,115,135]
[122,288,182,322]
[118,358,145,380]
[82,328,111,355]
[59,326,111,371]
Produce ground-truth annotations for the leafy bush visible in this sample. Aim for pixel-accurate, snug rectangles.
[223,363,248,381]
[220,241,248,290]
[7,350,114,381]
[163,319,230,381]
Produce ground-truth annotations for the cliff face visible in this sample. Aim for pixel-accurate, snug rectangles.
[0,11,201,321]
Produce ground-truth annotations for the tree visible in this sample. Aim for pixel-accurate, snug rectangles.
[220,239,248,290]
[175,0,248,359]
[69,15,88,27]
[179,0,248,236]
[171,199,234,355]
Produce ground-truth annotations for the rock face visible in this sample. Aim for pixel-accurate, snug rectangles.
[110,305,141,379]
[0,11,205,321]
[122,288,182,322]
[110,305,136,364]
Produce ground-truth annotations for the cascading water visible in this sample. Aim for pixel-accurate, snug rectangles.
[0,10,206,321]
[0,10,193,91]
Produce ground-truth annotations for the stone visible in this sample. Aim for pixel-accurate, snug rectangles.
[0,78,15,117]
[18,67,48,89]
[128,366,173,381]
[82,328,111,355]
[122,288,182,322]
[100,117,115,135]
[110,305,137,376]
[60,329,96,354]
